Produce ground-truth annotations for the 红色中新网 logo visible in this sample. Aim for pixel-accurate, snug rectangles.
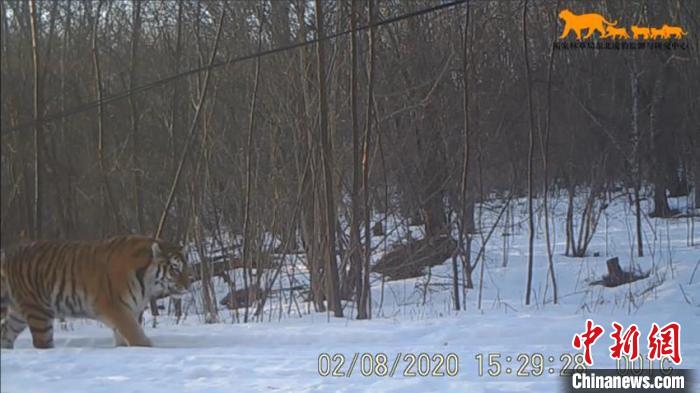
[555,9,688,50]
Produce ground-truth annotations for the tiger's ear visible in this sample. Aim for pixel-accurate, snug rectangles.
[151,242,163,259]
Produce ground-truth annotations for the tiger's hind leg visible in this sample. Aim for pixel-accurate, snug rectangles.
[1,307,27,349]
[102,307,152,347]
[25,311,55,349]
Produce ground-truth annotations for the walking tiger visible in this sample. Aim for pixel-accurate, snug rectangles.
[0,235,190,349]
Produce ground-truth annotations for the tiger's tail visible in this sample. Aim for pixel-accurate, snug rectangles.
[603,18,618,26]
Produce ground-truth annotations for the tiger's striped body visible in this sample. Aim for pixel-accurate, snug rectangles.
[0,235,190,349]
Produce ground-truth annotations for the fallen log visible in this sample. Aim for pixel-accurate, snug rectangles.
[219,286,264,309]
[372,234,456,281]
[220,285,306,309]
[189,257,280,282]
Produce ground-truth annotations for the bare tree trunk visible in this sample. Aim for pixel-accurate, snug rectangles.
[349,0,365,319]
[359,0,376,320]
[630,64,644,257]
[5,3,27,240]
[696,168,700,209]
[522,0,536,306]
[315,0,343,317]
[566,184,575,256]
[167,0,184,167]
[694,157,700,210]
[634,185,643,256]
[29,0,42,239]
[649,75,671,218]
[58,1,75,238]
[151,0,224,320]
[129,0,144,234]
[165,0,185,261]
[37,1,66,238]
[92,0,121,236]
[192,185,217,323]
[294,0,325,313]
[540,0,559,304]
[242,5,264,323]
[476,194,513,309]
[155,7,225,240]
[455,0,472,311]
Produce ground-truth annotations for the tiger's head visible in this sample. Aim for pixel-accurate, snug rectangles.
[559,9,572,19]
[150,241,191,299]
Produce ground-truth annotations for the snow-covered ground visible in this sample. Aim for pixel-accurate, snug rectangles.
[2,193,699,392]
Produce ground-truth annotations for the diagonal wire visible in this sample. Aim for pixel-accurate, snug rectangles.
[3,0,468,135]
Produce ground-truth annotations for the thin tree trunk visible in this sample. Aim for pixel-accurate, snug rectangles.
[634,185,643,257]
[155,7,226,239]
[242,6,264,323]
[476,194,513,309]
[359,0,376,320]
[29,0,42,239]
[522,0,536,306]
[649,75,671,218]
[455,0,472,311]
[129,0,144,234]
[540,1,559,304]
[59,1,74,237]
[165,1,185,266]
[315,0,343,317]
[695,163,700,209]
[37,1,66,238]
[92,0,121,235]
[564,183,574,256]
[167,1,184,167]
[295,0,325,313]
[630,64,644,257]
[349,0,366,319]
[192,186,216,323]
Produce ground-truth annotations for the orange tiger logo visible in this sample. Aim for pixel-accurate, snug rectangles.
[650,27,666,40]
[630,25,652,40]
[661,24,688,39]
[603,26,630,40]
[0,235,190,349]
[559,9,618,40]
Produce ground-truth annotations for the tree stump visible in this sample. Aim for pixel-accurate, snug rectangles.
[590,257,650,287]
[606,257,624,284]
[373,221,384,236]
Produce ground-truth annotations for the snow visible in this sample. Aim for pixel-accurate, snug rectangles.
[2,194,699,392]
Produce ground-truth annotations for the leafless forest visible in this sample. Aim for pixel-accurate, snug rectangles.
[1,0,698,320]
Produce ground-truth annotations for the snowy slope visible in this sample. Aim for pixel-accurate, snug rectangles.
[2,195,699,393]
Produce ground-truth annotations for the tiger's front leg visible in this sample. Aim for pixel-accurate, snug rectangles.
[112,308,148,347]
[113,329,127,347]
[102,306,152,347]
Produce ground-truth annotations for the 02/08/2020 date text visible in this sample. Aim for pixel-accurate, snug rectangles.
[317,352,460,378]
